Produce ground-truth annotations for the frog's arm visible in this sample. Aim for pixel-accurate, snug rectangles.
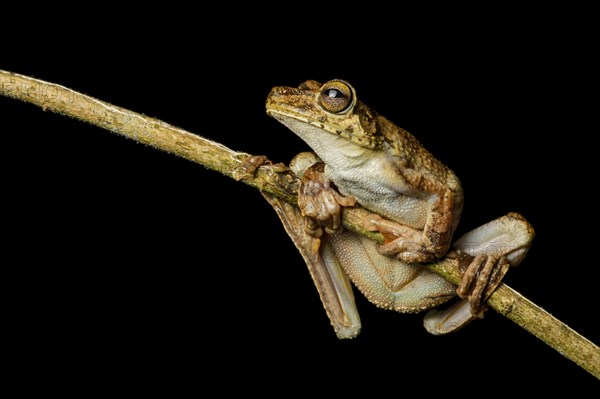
[373,164,464,264]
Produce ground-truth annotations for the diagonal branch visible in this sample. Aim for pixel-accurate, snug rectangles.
[1,69,598,380]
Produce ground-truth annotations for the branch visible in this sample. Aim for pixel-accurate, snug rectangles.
[2,69,598,380]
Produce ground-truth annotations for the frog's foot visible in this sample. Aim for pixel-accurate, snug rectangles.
[363,214,438,263]
[232,154,270,180]
[456,254,510,317]
[454,212,534,318]
[425,253,512,334]
[233,154,291,181]
[423,254,512,334]
[424,213,534,335]
[298,162,356,237]
[423,299,473,335]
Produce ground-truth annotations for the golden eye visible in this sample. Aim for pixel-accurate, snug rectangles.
[318,80,354,114]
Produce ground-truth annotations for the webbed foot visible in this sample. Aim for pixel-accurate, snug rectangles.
[424,213,534,334]
[457,253,510,317]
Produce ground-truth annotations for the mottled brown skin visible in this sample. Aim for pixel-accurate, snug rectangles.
[265,79,525,326]
[267,79,463,264]
[373,111,463,263]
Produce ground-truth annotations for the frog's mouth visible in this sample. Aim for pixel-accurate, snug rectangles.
[265,87,343,133]
[267,108,375,166]
[266,87,378,150]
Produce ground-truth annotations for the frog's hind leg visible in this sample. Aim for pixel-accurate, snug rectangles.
[424,212,534,335]
[328,230,456,314]
[455,212,534,316]
[262,192,361,339]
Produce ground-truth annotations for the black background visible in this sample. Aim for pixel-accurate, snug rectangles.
[3,7,598,392]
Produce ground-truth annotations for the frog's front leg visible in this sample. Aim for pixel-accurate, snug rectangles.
[290,152,456,323]
[293,154,357,238]
[365,177,463,264]
[423,213,534,334]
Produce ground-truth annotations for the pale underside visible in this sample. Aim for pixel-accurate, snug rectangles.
[270,113,457,335]
[266,97,534,338]
[328,231,456,312]
[273,115,430,229]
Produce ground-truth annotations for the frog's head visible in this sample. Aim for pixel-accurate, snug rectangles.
[266,80,385,154]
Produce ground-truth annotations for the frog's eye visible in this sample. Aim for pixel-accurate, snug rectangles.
[318,80,354,114]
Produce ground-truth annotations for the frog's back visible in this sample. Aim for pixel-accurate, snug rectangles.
[378,114,464,227]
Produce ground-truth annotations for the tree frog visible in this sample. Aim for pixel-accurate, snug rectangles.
[264,79,534,338]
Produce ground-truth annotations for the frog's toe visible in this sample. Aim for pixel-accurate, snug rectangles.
[232,154,270,181]
[457,254,510,317]
[397,251,437,264]
[303,217,323,238]
[423,300,475,335]
[377,239,437,264]
[377,238,407,256]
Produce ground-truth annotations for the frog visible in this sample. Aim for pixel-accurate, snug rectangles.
[263,79,534,338]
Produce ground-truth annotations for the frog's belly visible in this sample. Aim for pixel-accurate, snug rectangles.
[328,230,455,312]
[327,164,429,230]
[343,184,428,230]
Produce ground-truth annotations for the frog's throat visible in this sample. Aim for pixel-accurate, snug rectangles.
[267,108,378,150]
[268,111,378,166]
